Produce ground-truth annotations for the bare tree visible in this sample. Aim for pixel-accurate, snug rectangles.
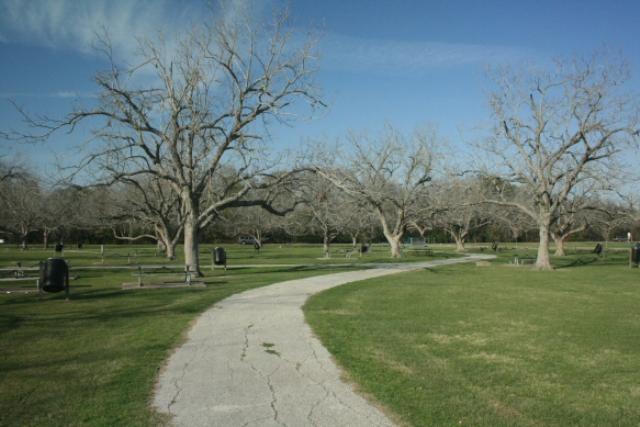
[318,126,436,258]
[38,186,85,248]
[298,173,346,258]
[482,54,639,269]
[549,194,592,256]
[228,186,295,249]
[0,171,42,249]
[432,178,492,252]
[110,178,184,259]
[230,206,276,248]
[0,159,24,183]
[11,7,322,274]
[408,188,439,241]
[493,204,536,249]
[342,199,378,247]
[587,199,634,248]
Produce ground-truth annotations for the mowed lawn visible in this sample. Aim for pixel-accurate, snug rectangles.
[0,241,453,426]
[0,242,456,269]
[305,251,640,426]
[0,255,364,426]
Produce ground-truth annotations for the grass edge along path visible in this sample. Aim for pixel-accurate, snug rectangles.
[304,253,640,427]
[0,265,367,427]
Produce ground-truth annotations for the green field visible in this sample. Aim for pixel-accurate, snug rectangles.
[2,241,637,426]
[0,242,454,426]
[305,246,640,426]
[0,242,457,270]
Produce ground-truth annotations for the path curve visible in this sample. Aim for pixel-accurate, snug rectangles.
[154,254,494,426]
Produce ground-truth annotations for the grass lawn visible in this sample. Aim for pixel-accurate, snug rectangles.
[305,248,640,426]
[0,242,456,269]
[0,251,371,426]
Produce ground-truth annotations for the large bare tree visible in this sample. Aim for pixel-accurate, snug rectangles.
[0,171,42,249]
[587,198,634,248]
[13,7,322,274]
[341,199,378,248]
[318,126,436,258]
[109,177,184,259]
[482,55,639,269]
[431,178,492,252]
[299,172,346,258]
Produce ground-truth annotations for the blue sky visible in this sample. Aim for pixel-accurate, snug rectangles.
[1,0,639,172]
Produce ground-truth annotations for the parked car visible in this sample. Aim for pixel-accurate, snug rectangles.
[237,236,256,245]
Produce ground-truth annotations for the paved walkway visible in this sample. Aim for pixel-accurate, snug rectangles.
[153,254,494,426]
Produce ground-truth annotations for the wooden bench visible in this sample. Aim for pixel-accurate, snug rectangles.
[513,256,535,265]
[404,245,433,256]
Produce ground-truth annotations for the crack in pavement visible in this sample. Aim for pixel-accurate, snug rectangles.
[154,254,495,426]
[242,351,284,426]
[166,344,199,416]
[238,317,286,426]
[265,365,286,427]
[240,323,254,362]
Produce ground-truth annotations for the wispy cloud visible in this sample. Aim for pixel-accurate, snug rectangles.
[0,1,529,75]
[320,33,532,73]
[0,0,198,64]
[0,91,97,99]
[0,0,271,64]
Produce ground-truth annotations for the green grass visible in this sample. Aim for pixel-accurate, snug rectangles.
[0,256,363,426]
[2,241,633,425]
[305,249,640,426]
[0,242,456,269]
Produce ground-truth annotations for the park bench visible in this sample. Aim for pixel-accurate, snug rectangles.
[404,246,433,255]
[403,237,432,255]
[513,256,535,265]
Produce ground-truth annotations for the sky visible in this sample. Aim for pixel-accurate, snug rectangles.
[1,0,639,175]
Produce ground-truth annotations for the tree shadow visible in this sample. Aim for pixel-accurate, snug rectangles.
[554,256,600,269]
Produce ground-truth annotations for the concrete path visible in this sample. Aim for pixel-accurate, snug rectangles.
[154,254,494,426]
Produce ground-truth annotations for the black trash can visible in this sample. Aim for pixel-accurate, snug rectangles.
[213,247,227,266]
[39,258,69,293]
[631,243,640,267]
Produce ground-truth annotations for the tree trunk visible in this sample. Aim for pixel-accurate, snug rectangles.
[448,229,465,252]
[388,235,402,258]
[165,241,176,260]
[553,234,566,256]
[322,234,330,258]
[535,222,552,270]
[376,207,404,258]
[20,226,28,250]
[454,236,465,252]
[183,213,202,276]
[351,235,358,247]
[43,228,48,249]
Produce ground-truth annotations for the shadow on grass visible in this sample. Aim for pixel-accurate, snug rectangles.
[0,341,170,374]
[1,295,211,323]
[555,256,600,269]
